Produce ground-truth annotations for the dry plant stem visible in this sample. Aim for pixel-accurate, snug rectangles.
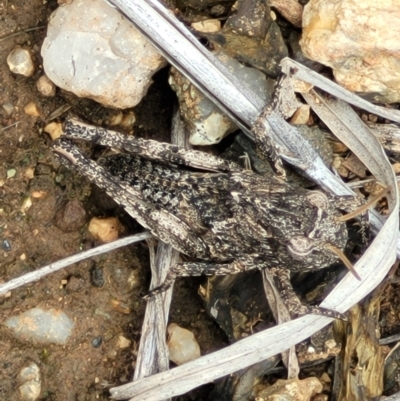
[132,109,185,394]
[0,121,20,131]
[370,123,400,153]
[133,240,178,383]
[379,333,400,345]
[281,59,400,123]
[0,232,151,296]
[262,269,299,378]
[333,283,386,400]
[0,25,46,42]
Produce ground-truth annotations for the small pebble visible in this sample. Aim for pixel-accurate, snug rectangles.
[191,19,221,33]
[110,299,131,314]
[88,216,123,243]
[290,104,311,125]
[91,335,103,348]
[127,270,141,289]
[54,199,87,232]
[7,47,35,77]
[120,112,136,128]
[2,239,12,251]
[117,335,131,349]
[90,264,105,287]
[24,102,41,117]
[55,173,64,183]
[255,377,323,401]
[18,362,41,401]
[36,75,56,96]
[31,190,47,199]
[21,196,33,214]
[392,162,400,174]
[167,323,201,365]
[320,372,331,384]
[24,167,35,180]
[7,168,16,179]
[107,349,117,359]
[107,112,123,126]
[2,103,14,115]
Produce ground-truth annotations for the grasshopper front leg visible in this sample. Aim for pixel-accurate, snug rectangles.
[63,119,242,173]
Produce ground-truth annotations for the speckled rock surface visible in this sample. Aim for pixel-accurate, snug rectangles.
[301,0,400,103]
[41,0,167,108]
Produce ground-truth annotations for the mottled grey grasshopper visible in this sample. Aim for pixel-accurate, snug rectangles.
[53,79,363,319]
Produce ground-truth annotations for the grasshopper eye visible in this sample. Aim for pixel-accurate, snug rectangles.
[287,236,316,259]
[306,191,329,209]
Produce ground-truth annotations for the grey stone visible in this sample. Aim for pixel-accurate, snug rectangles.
[5,307,74,344]
[41,0,167,108]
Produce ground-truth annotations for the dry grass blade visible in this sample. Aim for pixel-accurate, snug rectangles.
[370,124,400,153]
[0,232,151,296]
[302,91,391,183]
[281,58,400,124]
[133,240,177,383]
[132,110,185,389]
[262,270,299,379]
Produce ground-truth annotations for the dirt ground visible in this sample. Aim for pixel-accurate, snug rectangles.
[0,1,226,399]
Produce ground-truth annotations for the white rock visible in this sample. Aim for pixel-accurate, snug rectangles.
[255,377,323,401]
[24,102,41,117]
[2,103,14,115]
[37,75,56,97]
[41,0,167,109]
[44,122,63,140]
[167,323,200,365]
[191,19,221,33]
[117,335,131,349]
[301,0,400,103]
[7,47,35,77]
[88,216,123,243]
[18,362,41,401]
